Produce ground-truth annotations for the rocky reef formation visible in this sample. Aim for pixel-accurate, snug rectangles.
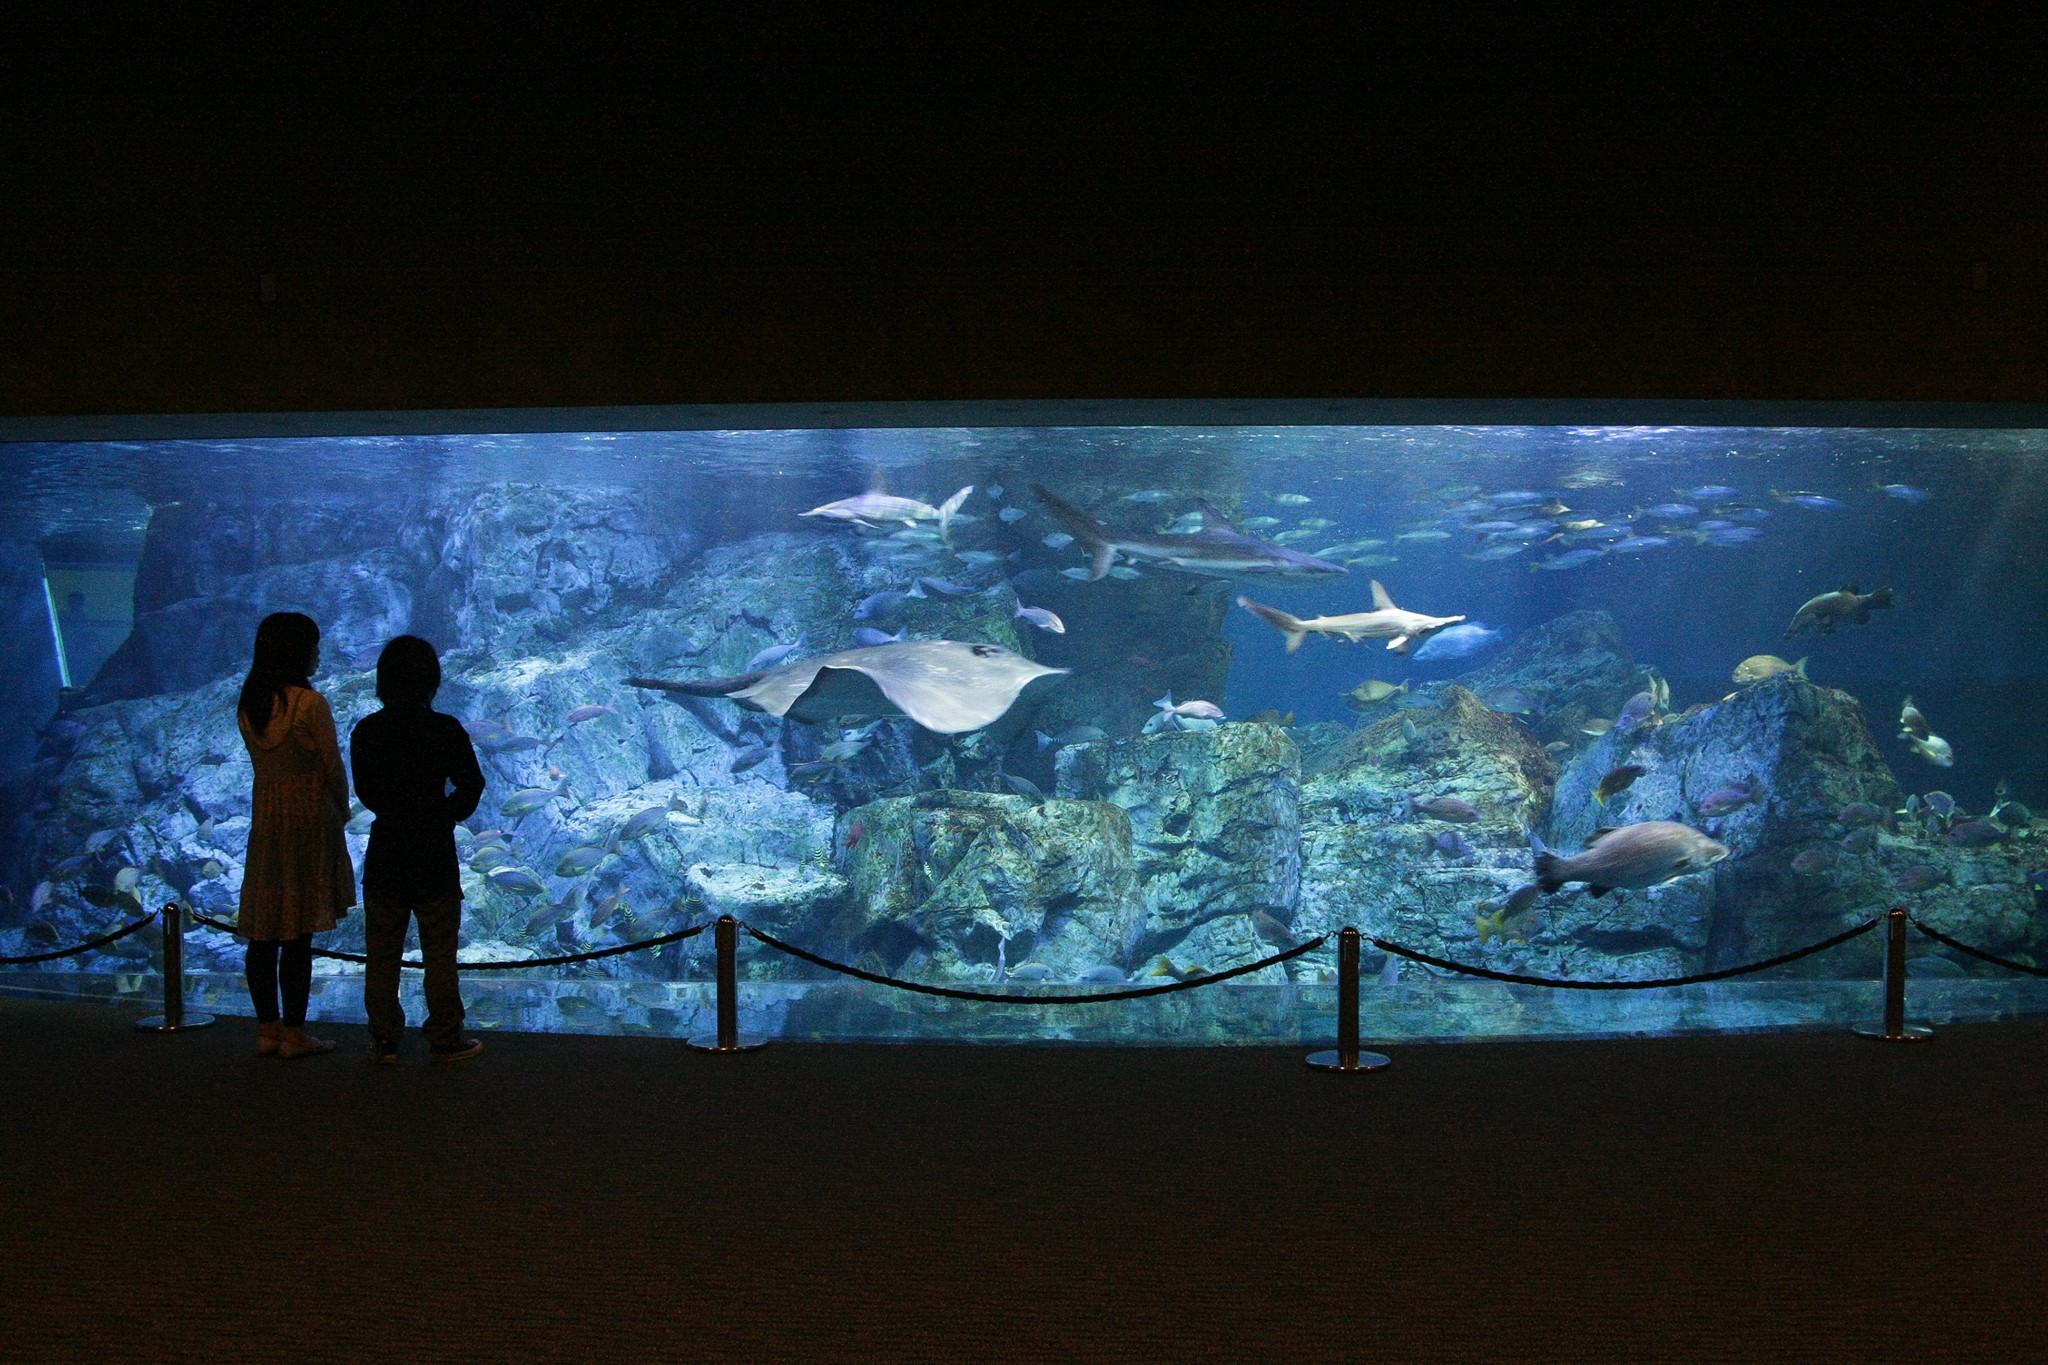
[1297,686,1559,968]
[829,790,1141,981]
[1413,609,1650,749]
[1545,674,2047,977]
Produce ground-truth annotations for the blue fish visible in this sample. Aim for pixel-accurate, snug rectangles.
[1535,549,1603,571]
[1793,495,1845,510]
[1609,536,1672,554]
[851,626,906,647]
[1881,484,1931,503]
[986,483,1004,501]
[1689,485,1739,500]
[1732,506,1772,522]
[1042,532,1074,549]
[1643,503,1698,519]
[997,506,1027,523]
[1704,527,1761,546]
[1411,622,1508,661]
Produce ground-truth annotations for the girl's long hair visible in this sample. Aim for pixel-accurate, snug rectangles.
[237,612,320,733]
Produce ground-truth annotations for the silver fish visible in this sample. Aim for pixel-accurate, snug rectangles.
[746,633,807,671]
[500,778,569,819]
[1013,605,1065,633]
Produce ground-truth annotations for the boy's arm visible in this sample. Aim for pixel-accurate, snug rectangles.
[350,718,394,815]
[445,722,486,824]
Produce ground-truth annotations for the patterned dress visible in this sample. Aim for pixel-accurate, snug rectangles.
[237,685,356,939]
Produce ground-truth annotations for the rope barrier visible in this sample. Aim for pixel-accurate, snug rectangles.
[0,911,160,966]
[183,906,711,970]
[1909,917,2048,978]
[1371,915,1882,990]
[744,923,1329,1003]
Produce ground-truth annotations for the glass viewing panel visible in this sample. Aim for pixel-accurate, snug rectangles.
[2,416,2044,1041]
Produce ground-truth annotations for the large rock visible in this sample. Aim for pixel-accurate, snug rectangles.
[829,790,1142,982]
[1054,721,1301,956]
[423,483,696,655]
[1426,609,1649,749]
[1544,674,2044,976]
[1298,686,1559,967]
[92,548,416,700]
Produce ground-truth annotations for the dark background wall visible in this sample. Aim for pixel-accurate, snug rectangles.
[2,10,2043,416]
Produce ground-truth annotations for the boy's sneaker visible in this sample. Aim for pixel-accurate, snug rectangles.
[368,1040,399,1064]
[430,1036,484,1063]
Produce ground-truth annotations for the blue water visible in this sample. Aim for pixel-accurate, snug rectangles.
[2,419,2044,1040]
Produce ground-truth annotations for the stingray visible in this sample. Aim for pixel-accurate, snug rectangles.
[628,640,1068,734]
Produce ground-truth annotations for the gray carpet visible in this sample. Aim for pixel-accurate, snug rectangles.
[2,996,2042,1362]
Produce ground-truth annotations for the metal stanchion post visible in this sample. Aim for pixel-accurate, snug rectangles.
[687,915,765,1052]
[137,903,215,1033]
[1308,927,1389,1072]
[1854,906,1931,1042]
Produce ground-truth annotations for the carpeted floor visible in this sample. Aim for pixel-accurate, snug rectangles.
[2,997,2042,1363]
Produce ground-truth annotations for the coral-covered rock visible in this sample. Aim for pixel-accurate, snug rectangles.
[1054,721,1301,954]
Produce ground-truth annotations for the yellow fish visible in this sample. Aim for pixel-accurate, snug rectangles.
[1474,904,1526,946]
[1733,654,1806,686]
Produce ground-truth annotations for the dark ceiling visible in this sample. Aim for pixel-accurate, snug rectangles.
[4,10,2043,413]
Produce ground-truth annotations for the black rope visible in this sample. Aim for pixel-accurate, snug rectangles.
[183,906,710,969]
[744,923,1329,1003]
[0,911,159,965]
[1910,917,2048,978]
[1371,916,1882,990]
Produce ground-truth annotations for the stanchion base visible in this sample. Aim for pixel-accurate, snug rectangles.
[1852,1023,1933,1042]
[1306,1048,1390,1072]
[686,1034,767,1052]
[136,1013,216,1032]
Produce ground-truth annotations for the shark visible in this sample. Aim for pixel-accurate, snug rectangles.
[1236,581,1466,654]
[1033,486,1346,582]
[801,485,975,544]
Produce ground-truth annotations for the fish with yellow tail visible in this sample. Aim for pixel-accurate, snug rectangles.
[1475,883,1543,944]
[1236,581,1466,655]
[1532,822,1729,898]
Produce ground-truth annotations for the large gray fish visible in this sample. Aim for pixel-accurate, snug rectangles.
[801,486,974,542]
[1034,486,1345,582]
[1236,581,1465,654]
[1785,583,1894,637]
[1534,822,1730,897]
[629,640,1066,734]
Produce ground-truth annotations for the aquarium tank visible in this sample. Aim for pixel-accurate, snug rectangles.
[2,408,2045,1043]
